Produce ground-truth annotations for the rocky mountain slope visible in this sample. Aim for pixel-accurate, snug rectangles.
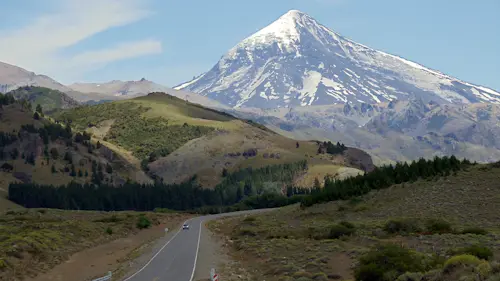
[227,99,500,164]
[173,9,500,163]
[0,60,227,109]
[0,62,73,94]
[175,10,500,109]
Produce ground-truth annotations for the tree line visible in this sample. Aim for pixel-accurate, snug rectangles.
[8,160,311,212]
[318,141,347,155]
[300,156,472,207]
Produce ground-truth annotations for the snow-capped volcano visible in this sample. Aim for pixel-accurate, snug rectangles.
[175,10,500,108]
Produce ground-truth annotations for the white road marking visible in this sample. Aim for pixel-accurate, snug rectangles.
[189,219,203,281]
[122,218,194,281]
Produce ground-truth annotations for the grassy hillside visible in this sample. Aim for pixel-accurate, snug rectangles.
[0,98,151,210]
[7,86,79,112]
[0,209,189,281]
[53,92,370,187]
[210,163,500,281]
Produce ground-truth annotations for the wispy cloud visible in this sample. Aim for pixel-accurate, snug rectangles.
[0,0,161,82]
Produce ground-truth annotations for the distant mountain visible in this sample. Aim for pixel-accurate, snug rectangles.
[227,100,500,164]
[69,79,229,109]
[0,62,73,94]
[69,79,169,99]
[7,86,79,112]
[176,10,500,108]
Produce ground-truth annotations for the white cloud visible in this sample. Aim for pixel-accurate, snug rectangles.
[0,0,161,82]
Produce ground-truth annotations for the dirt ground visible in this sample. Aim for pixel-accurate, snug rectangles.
[24,216,189,281]
[193,220,257,281]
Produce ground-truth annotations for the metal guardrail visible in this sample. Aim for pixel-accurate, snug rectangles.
[92,271,112,281]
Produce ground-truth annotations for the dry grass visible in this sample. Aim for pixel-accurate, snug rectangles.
[210,165,500,281]
[0,209,189,281]
[149,122,341,187]
[0,106,39,132]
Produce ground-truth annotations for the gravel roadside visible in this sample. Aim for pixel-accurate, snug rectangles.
[194,218,255,281]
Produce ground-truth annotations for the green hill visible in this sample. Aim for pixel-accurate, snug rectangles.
[53,92,371,187]
[7,86,79,113]
[0,94,151,211]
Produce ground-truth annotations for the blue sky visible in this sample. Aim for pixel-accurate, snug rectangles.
[0,0,499,90]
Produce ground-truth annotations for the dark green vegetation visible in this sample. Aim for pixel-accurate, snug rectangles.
[0,92,150,211]
[353,244,500,281]
[354,244,438,281]
[6,86,79,112]
[210,162,500,281]
[9,161,311,212]
[52,94,231,160]
[317,140,347,155]
[0,209,189,281]
[300,156,469,207]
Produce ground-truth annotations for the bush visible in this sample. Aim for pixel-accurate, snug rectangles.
[462,227,488,235]
[153,208,176,213]
[384,219,421,234]
[329,224,355,239]
[238,228,257,237]
[243,216,257,222]
[94,215,123,223]
[425,219,452,234]
[354,244,428,281]
[136,215,152,229]
[50,148,59,159]
[443,254,482,272]
[395,272,423,281]
[339,221,355,229]
[451,245,494,261]
[106,227,113,235]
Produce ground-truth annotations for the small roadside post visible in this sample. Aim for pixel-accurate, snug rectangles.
[210,268,219,281]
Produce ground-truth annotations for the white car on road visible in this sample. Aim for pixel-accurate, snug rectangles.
[182,223,189,230]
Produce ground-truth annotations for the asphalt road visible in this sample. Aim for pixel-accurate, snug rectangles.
[122,208,273,281]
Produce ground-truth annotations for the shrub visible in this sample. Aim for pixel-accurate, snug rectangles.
[106,227,113,235]
[136,215,152,229]
[451,245,494,261]
[0,258,7,270]
[395,272,423,281]
[443,254,482,272]
[329,224,355,239]
[243,216,257,222]
[354,244,428,281]
[462,227,488,235]
[153,208,176,213]
[425,219,452,234]
[50,148,59,159]
[384,219,421,234]
[238,228,257,237]
[94,215,122,223]
[339,221,355,229]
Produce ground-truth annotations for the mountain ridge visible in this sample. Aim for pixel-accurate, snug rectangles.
[175,9,500,108]
[0,61,73,94]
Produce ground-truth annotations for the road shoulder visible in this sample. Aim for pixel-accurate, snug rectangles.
[194,218,253,281]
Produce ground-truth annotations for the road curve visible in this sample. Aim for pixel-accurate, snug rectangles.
[121,208,274,281]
